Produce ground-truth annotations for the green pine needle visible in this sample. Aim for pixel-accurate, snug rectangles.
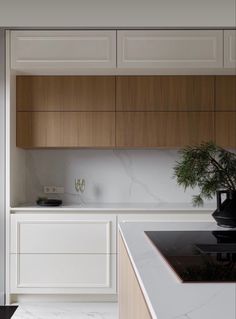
[173,142,236,206]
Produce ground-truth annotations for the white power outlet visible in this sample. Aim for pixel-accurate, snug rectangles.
[44,186,64,194]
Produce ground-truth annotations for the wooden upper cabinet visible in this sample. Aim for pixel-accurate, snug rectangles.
[116,76,214,111]
[215,76,236,111]
[215,112,236,148]
[11,31,116,69]
[117,30,223,69]
[116,112,214,148]
[16,76,116,112]
[17,112,115,148]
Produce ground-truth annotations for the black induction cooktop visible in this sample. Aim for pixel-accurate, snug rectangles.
[145,230,236,283]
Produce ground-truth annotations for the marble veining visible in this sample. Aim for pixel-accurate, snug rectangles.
[21,149,214,207]
[119,222,236,319]
[12,303,118,319]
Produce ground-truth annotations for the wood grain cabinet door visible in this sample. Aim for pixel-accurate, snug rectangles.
[215,112,236,148]
[17,76,116,111]
[119,234,152,319]
[116,112,214,148]
[116,76,214,111]
[215,76,236,148]
[17,112,115,148]
[215,76,236,111]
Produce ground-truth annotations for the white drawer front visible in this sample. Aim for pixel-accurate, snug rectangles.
[11,31,116,69]
[10,254,116,294]
[117,30,223,69]
[11,214,116,254]
[224,30,236,68]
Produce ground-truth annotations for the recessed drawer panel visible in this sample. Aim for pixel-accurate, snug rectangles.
[10,254,116,294]
[117,30,223,69]
[11,31,116,69]
[11,214,116,254]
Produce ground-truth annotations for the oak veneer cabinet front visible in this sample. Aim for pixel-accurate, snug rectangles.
[116,112,214,148]
[119,234,152,319]
[215,76,236,148]
[16,76,115,111]
[215,112,236,148]
[215,76,236,111]
[17,112,115,148]
[116,76,214,111]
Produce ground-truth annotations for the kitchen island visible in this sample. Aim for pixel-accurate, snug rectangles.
[118,222,236,319]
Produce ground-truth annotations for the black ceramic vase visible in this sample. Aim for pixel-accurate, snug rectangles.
[212,190,236,228]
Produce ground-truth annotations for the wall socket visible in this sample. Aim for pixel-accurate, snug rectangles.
[44,186,64,194]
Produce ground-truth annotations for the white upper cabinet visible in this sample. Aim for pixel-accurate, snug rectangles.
[117,30,223,69]
[11,30,116,69]
[224,30,236,68]
[10,29,234,72]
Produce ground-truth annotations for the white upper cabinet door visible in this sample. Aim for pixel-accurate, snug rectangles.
[117,30,223,69]
[224,30,236,68]
[11,31,116,69]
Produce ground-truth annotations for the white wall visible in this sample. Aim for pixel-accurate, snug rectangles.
[0,29,5,305]
[0,0,235,28]
[23,149,214,206]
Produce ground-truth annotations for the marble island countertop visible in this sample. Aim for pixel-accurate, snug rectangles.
[10,202,216,212]
[119,221,236,319]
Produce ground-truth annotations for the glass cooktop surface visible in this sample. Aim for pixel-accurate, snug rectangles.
[145,230,236,282]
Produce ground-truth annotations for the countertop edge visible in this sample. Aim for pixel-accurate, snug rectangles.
[118,224,158,319]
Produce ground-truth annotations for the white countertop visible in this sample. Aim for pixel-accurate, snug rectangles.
[10,202,215,212]
[119,221,236,319]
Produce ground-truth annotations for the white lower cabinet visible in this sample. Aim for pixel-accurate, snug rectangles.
[10,254,116,294]
[10,214,116,294]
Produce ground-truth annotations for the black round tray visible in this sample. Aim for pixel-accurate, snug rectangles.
[36,199,62,207]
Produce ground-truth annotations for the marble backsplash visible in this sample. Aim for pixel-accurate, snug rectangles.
[24,149,214,206]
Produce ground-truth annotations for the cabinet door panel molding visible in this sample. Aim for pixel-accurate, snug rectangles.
[11,214,116,254]
[10,214,117,294]
[224,30,236,68]
[10,254,116,293]
[11,30,236,72]
[11,31,116,69]
[117,30,223,69]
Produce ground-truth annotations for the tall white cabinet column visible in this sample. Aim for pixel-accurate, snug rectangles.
[0,29,5,306]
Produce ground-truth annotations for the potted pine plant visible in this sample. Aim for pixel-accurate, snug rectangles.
[174,142,236,228]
